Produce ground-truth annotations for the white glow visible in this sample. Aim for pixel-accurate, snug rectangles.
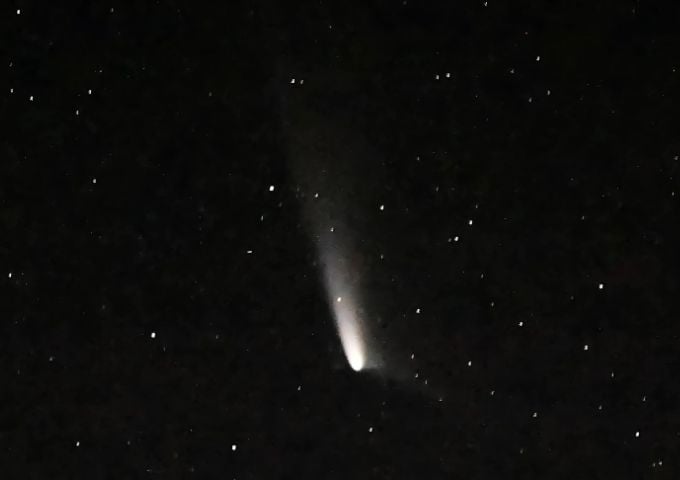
[335,302,365,371]
[319,236,368,372]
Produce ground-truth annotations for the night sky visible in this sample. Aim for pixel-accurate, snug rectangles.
[4,1,680,478]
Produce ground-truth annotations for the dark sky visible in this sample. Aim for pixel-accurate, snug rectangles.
[4,1,680,478]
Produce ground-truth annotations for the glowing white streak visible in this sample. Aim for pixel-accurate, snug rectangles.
[319,237,367,372]
[334,299,366,371]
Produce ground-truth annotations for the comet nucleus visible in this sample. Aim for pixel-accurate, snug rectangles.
[334,296,366,371]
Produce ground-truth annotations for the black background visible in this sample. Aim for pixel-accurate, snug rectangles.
[3,1,680,478]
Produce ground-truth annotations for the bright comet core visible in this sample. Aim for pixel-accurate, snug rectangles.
[335,297,366,371]
[318,233,368,372]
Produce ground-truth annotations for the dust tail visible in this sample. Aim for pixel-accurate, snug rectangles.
[279,69,451,401]
[280,74,387,373]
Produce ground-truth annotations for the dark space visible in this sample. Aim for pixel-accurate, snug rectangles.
[3,1,680,478]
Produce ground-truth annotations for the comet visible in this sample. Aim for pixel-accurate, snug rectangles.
[281,83,375,373]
